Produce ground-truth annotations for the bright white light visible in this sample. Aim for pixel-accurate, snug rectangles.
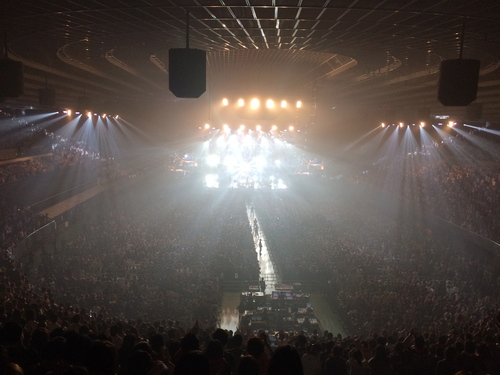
[448,121,455,127]
[277,179,287,189]
[67,109,72,116]
[223,124,229,131]
[222,98,229,106]
[420,122,425,128]
[266,99,274,109]
[102,114,107,118]
[288,125,294,131]
[381,123,385,128]
[87,111,92,118]
[205,174,219,188]
[250,98,260,109]
[281,100,287,108]
[204,123,210,129]
[399,122,404,128]
[296,100,302,108]
[256,124,262,131]
[115,115,119,119]
[239,124,245,131]
[275,160,281,166]
[271,125,277,131]
[237,98,244,107]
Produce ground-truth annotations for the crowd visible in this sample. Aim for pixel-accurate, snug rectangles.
[0,117,499,375]
[27,180,259,327]
[350,129,500,243]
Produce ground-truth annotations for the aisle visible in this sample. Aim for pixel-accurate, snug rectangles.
[246,204,279,294]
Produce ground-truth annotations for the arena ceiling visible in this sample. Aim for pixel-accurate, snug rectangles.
[2,0,500,123]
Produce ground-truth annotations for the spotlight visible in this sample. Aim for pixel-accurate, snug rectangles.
[204,123,210,129]
[87,111,92,118]
[250,98,260,109]
[399,122,404,128]
[239,124,245,131]
[115,115,119,119]
[67,109,72,116]
[223,124,229,131]
[266,99,274,109]
[296,100,302,108]
[281,100,287,108]
[102,114,107,118]
[447,121,455,127]
[237,98,244,107]
[222,98,229,106]
[381,123,385,128]
[271,125,277,131]
[256,125,262,131]
[288,125,294,131]
[420,122,425,128]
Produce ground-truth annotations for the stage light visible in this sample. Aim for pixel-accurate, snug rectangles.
[223,124,229,131]
[381,123,385,128]
[222,98,229,106]
[250,98,260,109]
[266,99,274,109]
[204,123,210,129]
[399,122,404,128]
[288,125,294,131]
[271,125,277,131]
[102,114,107,118]
[237,98,244,107]
[281,100,287,108]
[239,124,245,131]
[296,100,302,108]
[420,122,425,127]
[205,174,219,188]
[87,111,92,118]
[447,121,455,127]
[115,115,119,119]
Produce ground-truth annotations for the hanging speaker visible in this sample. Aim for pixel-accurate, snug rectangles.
[0,59,24,98]
[169,48,206,98]
[438,59,480,106]
[39,88,55,106]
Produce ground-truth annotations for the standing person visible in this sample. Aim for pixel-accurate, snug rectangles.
[259,239,263,257]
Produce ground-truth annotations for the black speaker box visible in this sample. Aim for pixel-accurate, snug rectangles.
[169,48,206,98]
[39,88,55,106]
[0,59,24,98]
[438,59,480,106]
